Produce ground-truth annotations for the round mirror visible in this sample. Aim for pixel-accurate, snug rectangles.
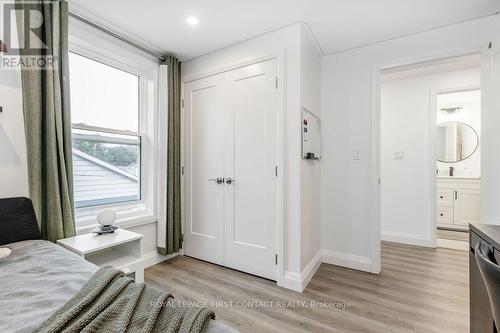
[436,121,478,163]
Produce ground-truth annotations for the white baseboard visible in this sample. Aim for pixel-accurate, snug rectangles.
[282,271,303,292]
[283,250,372,292]
[322,250,372,272]
[381,231,433,247]
[281,250,323,292]
[140,250,178,270]
[301,251,322,290]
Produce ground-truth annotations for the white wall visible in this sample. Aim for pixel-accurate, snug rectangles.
[380,67,480,246]
[0,3,29,198]
[1,17,322,290]
[183,23,303,283]
[321,14,500,272]
[183,23,322,290]
[436,89,481,177]
[68,18,161,263]
[0,63,29,198]
[299,25,322,273]
[0,16,160,269]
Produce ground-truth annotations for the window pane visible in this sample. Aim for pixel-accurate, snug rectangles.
[69,52,139,132]
[72,128,141,208]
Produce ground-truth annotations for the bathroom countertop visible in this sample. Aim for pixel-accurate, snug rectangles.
[437,176,480,180]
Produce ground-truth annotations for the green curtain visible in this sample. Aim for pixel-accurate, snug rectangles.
[158,56,182,256]
[16,0,75,241]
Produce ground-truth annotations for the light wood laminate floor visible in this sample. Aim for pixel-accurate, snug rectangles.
[145,242,469,333]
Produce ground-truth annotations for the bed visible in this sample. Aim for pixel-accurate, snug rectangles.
[0,198,236,333]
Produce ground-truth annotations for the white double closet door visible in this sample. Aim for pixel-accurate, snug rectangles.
[184,59,278,280]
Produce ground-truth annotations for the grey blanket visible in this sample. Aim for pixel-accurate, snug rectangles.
[35,266,215,333]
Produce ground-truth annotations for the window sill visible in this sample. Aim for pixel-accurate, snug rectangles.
[76,213,157,235]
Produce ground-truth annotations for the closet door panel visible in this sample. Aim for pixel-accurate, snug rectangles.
[224,59,278,280]
[184,74,225,264]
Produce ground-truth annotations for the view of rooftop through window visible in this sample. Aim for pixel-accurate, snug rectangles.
[69,52,141,209]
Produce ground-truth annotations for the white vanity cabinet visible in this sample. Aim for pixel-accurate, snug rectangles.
[437,178,480,230]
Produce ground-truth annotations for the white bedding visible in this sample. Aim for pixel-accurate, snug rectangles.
[0,240,235,333]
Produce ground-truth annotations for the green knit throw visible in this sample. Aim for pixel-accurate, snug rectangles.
[34,266,215,333]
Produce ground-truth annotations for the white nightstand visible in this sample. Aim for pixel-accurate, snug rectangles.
[57,229,145,282]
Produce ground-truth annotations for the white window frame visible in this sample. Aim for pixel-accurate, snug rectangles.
[69,18,159,233]
[71,121,143,208]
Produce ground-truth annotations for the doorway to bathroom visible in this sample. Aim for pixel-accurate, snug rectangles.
[379,53,481,254]
[435,87,481,251]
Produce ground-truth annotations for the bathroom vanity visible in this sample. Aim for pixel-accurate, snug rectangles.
[437,177,480,230]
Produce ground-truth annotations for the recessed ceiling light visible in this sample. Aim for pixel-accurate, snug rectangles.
[187,16,199,26]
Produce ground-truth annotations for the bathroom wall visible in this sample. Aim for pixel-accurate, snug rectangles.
[436,89,481,178]
[380,65,480,246]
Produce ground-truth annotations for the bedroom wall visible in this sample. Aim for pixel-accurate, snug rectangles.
[0,33,29,199]
[183,22,324,290]
[68,17,162,261]
[380,66,480,247]
[0,15,161,266]
[299,24,322,274]
[321,14,500,272]
[182,23,304,286]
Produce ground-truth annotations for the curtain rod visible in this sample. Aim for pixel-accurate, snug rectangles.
[68,11,167,62]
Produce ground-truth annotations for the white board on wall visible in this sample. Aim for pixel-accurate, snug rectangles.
[302,107,321,160]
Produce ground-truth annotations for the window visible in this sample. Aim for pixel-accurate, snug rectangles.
[69,52,142,209]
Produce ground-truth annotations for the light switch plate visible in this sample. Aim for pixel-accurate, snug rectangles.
[352,149,360,160]
[393,151,404,159]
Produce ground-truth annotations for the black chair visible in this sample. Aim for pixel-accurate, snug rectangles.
[476,241,500,332]
[0,197,41,246]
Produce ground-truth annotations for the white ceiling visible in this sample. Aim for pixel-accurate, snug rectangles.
[69,0,500,61]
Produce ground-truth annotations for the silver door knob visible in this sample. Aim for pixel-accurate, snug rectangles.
[209,178,223,184]
[225,177,235,185]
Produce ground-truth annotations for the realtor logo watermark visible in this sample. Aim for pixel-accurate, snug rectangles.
[1,1,55,70]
